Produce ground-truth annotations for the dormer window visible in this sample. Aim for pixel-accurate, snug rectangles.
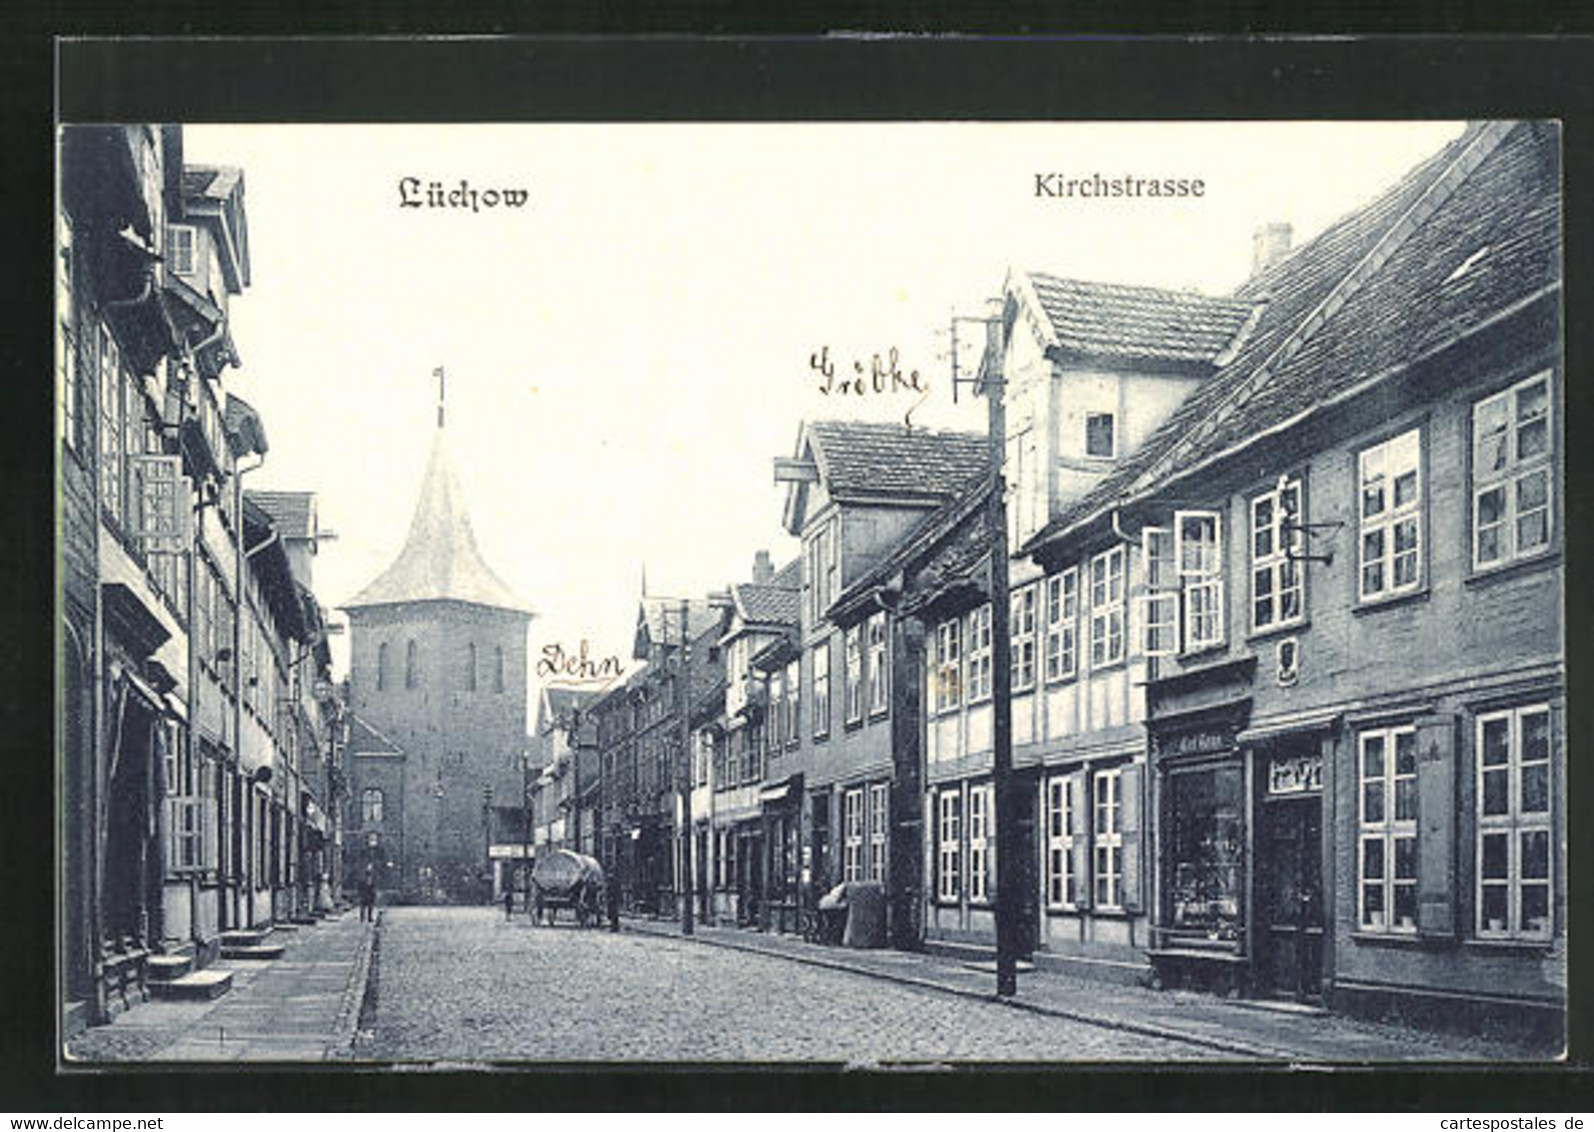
[166,224,197,277]
[1085,412,1116,459]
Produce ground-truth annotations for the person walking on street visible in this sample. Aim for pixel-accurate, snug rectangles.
[503,886,515,921]
[605,871,620,933]
[359,877,375,922]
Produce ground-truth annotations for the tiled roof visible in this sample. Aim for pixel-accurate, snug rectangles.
[1026,273,1258,364]
[343,427,530,613]
[806,420,988,501]
[1029,122,1510,551]
[247,490,316,541]
[733,580,801,627]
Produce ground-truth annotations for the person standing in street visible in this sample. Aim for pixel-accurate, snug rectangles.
[359,876,375,922]
[503,886,515,921]
[605,871,620,933]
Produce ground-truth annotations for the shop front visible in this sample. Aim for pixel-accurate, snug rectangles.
[759,774,803,933]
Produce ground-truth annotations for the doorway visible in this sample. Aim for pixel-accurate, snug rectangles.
[1254,794,1324,1000]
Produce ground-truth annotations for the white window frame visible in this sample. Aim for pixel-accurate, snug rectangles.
[1085,410,1116,459]
[968,782,992,904]
[844,624,863,725]
[1472,372,1554,571]
[843,787,864,882]
[1089,545,1126,668]
[934,618,963,712]
[1251,478,1305,633]
[811,640,830,738]
[1476,705,1553,941]
[1009,584,1037,691]
[937,788,962,902]
[1176,510,1225,650]
[1357,725,1418,935]
[867,612,889,716]
[1140,526,1179,657]
[362,787,385,825]
[1358,427,1423,601]
[57,211,79,450]
[1044,775,1078,909]
[1044,568,1079,682]
[1093,769,1123,910]
[166,223,197,276]
[968,604,993,702]
[785,658,800,744]
[867,782,888,881]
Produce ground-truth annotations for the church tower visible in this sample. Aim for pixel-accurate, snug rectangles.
[341,382,531,902]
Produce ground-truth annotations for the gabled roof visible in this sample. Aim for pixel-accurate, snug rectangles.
[343,426,531,615]
[248,490,317,541]
[805,420,988,502]
[1024,272,1258,365]
[635,595,724,658]
[731,579,801,628]
[1027,121,1527,555]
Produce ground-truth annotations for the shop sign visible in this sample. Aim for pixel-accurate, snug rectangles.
[1268,754,1323,795]
[1160,729,1233,759]
[130,455,189,555]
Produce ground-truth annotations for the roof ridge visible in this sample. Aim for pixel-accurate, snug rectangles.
[1028,270,1254,308]
[1124,121,1514,497]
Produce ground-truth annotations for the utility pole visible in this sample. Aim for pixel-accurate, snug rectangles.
[678,599,695,936]
[953,309,1017,998]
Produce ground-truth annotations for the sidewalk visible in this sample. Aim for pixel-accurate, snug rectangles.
[619,914,1549,1062]
[65,912,374,1064]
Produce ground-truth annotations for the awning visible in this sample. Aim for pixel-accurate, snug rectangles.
[759,774,803,806]
[1237,706,1342,745]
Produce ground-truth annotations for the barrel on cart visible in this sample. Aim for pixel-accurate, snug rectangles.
[530,849,605,927]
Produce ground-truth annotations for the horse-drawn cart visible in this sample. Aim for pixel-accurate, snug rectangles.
[530,848,605,927]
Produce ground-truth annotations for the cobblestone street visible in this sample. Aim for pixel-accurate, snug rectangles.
[358,907,1220,1064]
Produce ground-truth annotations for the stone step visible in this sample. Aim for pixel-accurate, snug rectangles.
[219,927,273,948]
[145,954,194,982]
[271,922,299,932]
[221,942,287,960]
[150,969,233,1001]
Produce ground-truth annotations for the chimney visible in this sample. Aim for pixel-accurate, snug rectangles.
[752,549,774,585]
[1252,221,1292,277]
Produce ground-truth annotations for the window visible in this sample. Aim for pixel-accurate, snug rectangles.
[361,787,384,825]
[1142,512,1224,654]
[1045,775,1078,908]
[376,642,388,690]
[57,212,79,450]
[466,642,477,691]
[867,612,889,716]
[1251,479,1304,632]
[1044,568,1079,682]
[1473,373,1553,569]
[99,325,125,523]
[867,783,888,881]
[808,519,840,625]
[1477,705,1552,940]
[1358,726,1418,933]
[166,224,197,276]
[843,787,864,882]
[968,605,993,702]
[405,640,418,689]
[495,646,505,693]
[1089,546,1125,668]
[937,789,961,902]
[1094,769,1123,909]
[844,625,863,724]
[1085,411,1116,459]
[785,658,800,744]
[166,728,205,873]
[934,617,962,712]
[811,640,830,738]
[1009,585,1036,691]
[968,782,993,904]
[1358,427,1422,600]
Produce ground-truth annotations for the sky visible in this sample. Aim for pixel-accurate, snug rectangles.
[180,120,1465,712]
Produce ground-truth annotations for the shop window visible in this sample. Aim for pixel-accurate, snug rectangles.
[1009,584,1037,691]
[843,787,864,882]
[1089,546,1125,668]
[1044,775,1080,909]
[867,783,888,881]
[362,787,385,824]
[844,625,863,725]
[1251,478,1305,632]
[1473,373,1553,570]
[934,617,963,712]
[1044,568,1078,682]
[968,782,994,904]
[937,789,961,902]
[812,639,831,738]
[1163,763,1244,941]
[867,612,889,716]
[968,604,993,702]
[1476,705,1552,941]
[1358,428,1423,601]
[1093,770,1123,909]
[1358,726,1418,934]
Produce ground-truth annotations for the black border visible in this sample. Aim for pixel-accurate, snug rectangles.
[8,33,1594,1113]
